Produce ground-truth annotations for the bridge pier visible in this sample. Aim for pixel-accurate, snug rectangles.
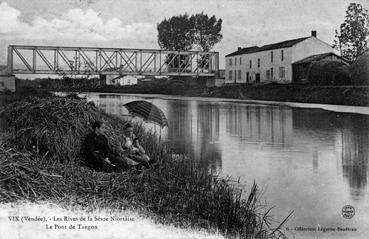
[0,74,16,92]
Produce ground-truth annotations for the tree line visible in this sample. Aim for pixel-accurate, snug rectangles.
[156,3,368,65]
[334,3,369,62]
[156,13,222,71]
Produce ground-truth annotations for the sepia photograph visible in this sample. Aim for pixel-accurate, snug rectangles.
[0,0,369,238]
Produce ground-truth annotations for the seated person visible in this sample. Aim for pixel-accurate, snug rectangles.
[122,123,155,168]
[84,121,128,171]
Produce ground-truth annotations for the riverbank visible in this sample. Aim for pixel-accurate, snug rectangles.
[91,82,369,106]
[15,77,369,106]
[0,91,286,238]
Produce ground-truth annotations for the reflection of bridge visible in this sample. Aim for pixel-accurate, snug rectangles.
[6,45,219,77]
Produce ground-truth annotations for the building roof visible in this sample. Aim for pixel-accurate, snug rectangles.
[293,52,348,65]
[258,37,309,51]
[226,46,260,57]
[226,37,309,57]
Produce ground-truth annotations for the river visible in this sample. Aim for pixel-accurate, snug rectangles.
[84,92,369,239]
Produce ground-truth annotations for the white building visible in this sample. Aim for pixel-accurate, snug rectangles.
[0,65,16,92]
[106,75,138,86]
[225,31,336,84]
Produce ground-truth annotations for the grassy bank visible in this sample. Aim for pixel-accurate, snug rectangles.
[0,92,286,238]
[206,83,369,106]
[16,77,369,106]
[92,81,369,106]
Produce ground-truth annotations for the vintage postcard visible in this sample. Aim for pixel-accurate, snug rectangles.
[0,0,369,238]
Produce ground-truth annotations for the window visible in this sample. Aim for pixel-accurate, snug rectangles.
[0,82,4,87]
[238,70,242,80]
[271,68,274,79]
[249,60,252,68]
[228,71,233,81]
[255,73,260,83]
[229,58,232,66]
[234,70,237,81]
[279,67,286,78]
[235,57,237,66]
[239,57,242,65]
[257,58,260,67]
[271,51,274,62]
[281,50,284,61]
[246,72,249,83]
[266,70,270,80]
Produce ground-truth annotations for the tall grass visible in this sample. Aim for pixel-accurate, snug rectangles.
[0,95,285,238]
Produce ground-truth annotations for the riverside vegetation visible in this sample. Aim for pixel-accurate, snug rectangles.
[0,90,290,238]
[21,76,369,106]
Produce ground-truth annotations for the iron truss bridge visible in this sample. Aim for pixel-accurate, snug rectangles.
[7,45,219,77]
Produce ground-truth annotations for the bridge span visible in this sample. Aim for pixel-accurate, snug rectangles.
[6,45,219,77]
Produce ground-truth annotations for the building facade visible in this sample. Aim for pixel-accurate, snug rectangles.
[225,31,336,84]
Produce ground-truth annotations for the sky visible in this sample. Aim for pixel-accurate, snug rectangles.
[0,0,368,68]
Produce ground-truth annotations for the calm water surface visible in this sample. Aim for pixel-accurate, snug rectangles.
[85,93,369,238]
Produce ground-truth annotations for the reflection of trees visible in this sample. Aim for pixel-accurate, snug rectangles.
[165,101,222,171]
[226,105,292,146]
[293,108,369,198]
[292,108,341,130]
[340,115,369,199]
[166,101,193,155]
[197,103,222,172]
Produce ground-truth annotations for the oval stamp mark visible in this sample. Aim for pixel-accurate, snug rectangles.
[342,205,355,219]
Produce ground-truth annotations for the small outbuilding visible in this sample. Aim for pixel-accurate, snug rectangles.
[308,61,351,85]
[106,75,138,86]
[292,52,350,84]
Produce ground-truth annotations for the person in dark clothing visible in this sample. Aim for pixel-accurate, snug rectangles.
[84,121,127,171]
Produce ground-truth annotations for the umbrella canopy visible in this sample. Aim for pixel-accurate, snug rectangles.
[123,100,168,127]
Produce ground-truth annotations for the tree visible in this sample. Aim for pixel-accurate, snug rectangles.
[190,12,223,52]
[334,3,369,62]
[191,13,222,70]
[157,13,222,52]
[157,14,194,51]
[157,14,193,70]
[157,13,222,71]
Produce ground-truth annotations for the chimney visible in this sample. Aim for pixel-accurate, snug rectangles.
[311,31,317,38]
[238,47,242,51]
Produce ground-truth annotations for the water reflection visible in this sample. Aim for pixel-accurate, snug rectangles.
[340,115,369,199]
[166,101,222,171]
[226,105,293,146]
[197,103,222,171]
[88,94,369,204]
[292,109,369,199]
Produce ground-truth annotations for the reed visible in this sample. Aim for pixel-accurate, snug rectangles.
[0,95,285,238]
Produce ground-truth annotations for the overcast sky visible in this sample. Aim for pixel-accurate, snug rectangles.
[0,0,368,67]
